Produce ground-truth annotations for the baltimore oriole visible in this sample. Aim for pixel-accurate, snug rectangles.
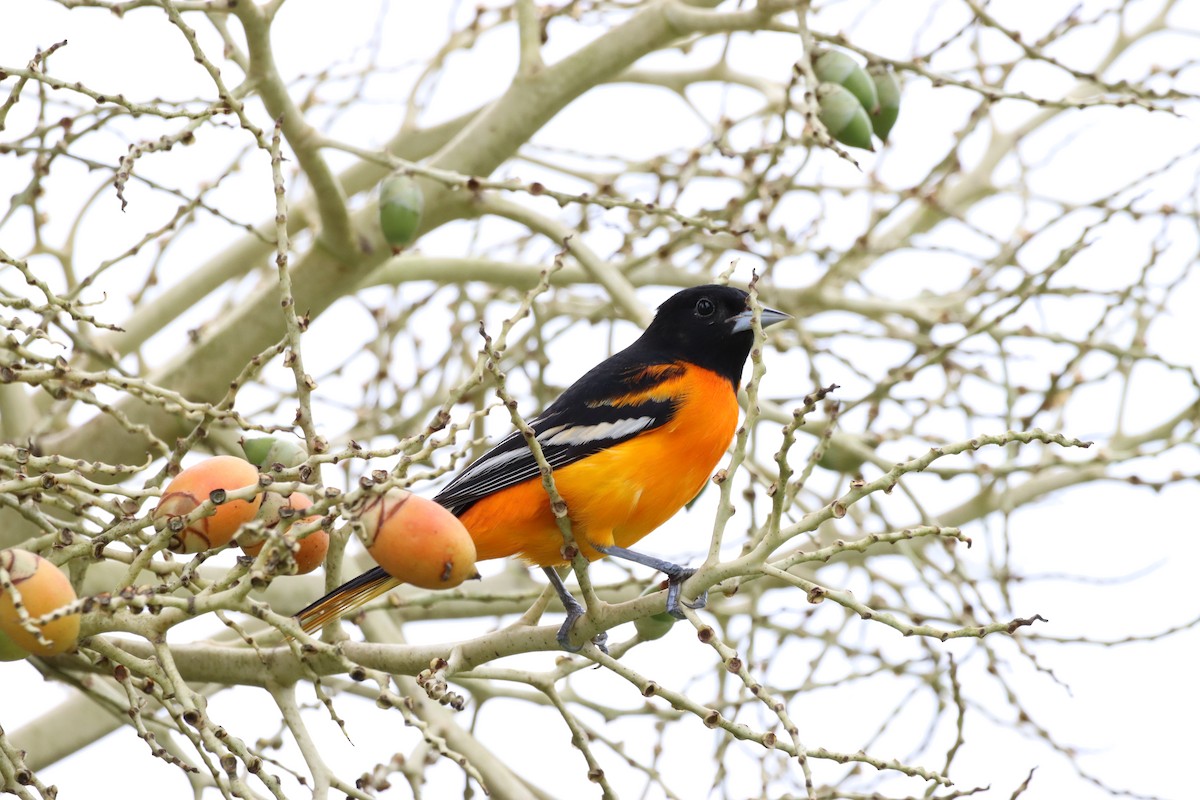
[296,284,788,649]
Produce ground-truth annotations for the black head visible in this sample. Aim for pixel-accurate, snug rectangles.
[638,285,788,387]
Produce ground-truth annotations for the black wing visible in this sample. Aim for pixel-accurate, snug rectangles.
[434,351,684,515]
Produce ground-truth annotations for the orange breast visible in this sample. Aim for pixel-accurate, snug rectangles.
[459,367,739,566]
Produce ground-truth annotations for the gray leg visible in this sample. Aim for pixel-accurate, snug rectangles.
[594,545,708,619]
[542,567,608,653]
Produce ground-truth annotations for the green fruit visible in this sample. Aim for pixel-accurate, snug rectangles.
[379,174,424,247]
[818,433,880,474]
[814,49,878,114]
[634,612,676,641]
[242,437,307,469]
[633,583,677,640]
[0,628,29,662]
[868,66,901,142]
[817,444,867,474]
[817,83,874,151]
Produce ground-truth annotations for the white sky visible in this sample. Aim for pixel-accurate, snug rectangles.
[2,1,1199,798]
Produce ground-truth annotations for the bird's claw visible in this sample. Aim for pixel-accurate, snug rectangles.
[664,567,706,619]
[554,610,608,654]
[556,610,584,652]
[589,546,706,621]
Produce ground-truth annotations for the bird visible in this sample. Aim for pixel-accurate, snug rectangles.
[295,284,789,650]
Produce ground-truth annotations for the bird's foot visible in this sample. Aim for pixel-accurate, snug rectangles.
[554,608,608,654]
[663,565,707,619]
[556,606,584,652]
[594,545,707,620]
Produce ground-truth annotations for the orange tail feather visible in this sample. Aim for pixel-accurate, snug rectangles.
[295,566,402,634]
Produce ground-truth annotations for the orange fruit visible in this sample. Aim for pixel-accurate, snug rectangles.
[360,488,477,589]
[155,455,263,553]
[0,549,80,657]
[242,493,328,574]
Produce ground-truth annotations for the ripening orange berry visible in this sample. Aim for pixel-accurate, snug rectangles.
[0,549,81,657]
[360,488,477,589]
[242,492,328,574]
[292,528,330,575]
[155,455,263,553]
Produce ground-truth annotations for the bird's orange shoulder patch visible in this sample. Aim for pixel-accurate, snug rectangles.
[591,362,688,408]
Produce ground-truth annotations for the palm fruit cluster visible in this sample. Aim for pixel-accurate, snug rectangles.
[813,48,900,150]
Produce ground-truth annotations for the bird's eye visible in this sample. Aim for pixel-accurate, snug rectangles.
[695,298,716,317]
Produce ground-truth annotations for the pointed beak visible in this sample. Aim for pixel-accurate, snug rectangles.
[729,304,791,334]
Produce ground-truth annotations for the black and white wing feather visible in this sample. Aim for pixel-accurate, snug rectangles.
[434,353,683,515]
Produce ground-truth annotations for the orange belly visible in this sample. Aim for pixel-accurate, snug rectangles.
[459,367,739,566]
